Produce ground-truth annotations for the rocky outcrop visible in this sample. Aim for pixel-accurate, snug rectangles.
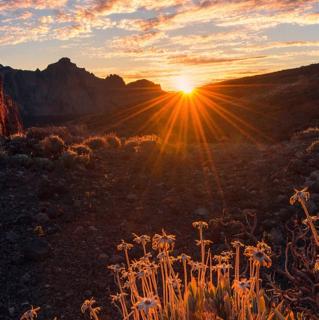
[0,58,163,123]
[0,77,23,136]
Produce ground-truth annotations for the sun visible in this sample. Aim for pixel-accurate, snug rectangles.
[176,76,194,94]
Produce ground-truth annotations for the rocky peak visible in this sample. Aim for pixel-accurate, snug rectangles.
[45,57,79,73]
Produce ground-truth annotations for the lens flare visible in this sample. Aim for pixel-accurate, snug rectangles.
[176,76,194,94]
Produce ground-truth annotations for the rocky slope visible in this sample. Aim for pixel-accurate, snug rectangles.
[202,63,319,140]
[0,78,23,136]
[0,58,163,122]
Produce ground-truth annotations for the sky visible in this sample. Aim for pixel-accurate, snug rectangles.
[0,0,319,90]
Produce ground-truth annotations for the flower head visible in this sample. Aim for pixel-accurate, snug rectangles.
[20,306,40,320]
[232,278,250,296]
[117,240,133,252]
[290,187,310,205]
[108,264,124,274]
[111,292,127,303]
[152,229,175,250]
[177,253,191,263]
[231,240,244,248]
[132,233,151,245]
[192,221,208,230]
[244,242,272,268]
[195,239,213,247]
[133,296,161,314]
[302,216,319,226]
[81,298,101,320]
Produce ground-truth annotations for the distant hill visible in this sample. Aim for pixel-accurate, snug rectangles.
[200,63,319,140]
[0,58,163,124]
[71,63,319,142]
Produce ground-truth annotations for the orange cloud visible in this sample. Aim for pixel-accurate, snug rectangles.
[169,54,267,65]
[0,0,67,10]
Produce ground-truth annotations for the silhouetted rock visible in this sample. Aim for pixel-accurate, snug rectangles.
[0,58,164,122]
[0,78,23,136]
[127,79,161,90]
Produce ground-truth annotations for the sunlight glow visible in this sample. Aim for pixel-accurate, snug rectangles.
[176,76,194,94]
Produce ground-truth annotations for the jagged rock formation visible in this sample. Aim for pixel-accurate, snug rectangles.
[0,77,23,136]
[0,58,163,123]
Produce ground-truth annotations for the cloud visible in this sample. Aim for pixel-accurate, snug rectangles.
[0,0,67,10]
[169,54,267,65]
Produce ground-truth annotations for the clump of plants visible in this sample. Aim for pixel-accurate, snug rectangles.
[39,134,66,158]
[105,132,122,149]
[104,222,297,320]
[83,136,107,150]
[124,134,161,153]
[60,144,92,168]
[272,188,319,316]
[70,143,92,156]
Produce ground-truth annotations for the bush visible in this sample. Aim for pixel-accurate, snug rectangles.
[60,149,90,169]
[7,133,28,154]
[124,134,161,153]
[307,139,319,153]
[60,149,78,168]
[40,135,66,158]
[83,136,107,150]
[70,144,92,156]
[105,132,121,148]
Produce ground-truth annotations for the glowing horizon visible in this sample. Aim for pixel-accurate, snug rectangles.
[0,1,318,90]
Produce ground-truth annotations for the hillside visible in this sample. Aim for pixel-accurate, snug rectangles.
[1,61,319,142]
[0,58,163,124]
[71,63,319,142]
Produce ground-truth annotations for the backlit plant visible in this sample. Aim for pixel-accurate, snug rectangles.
[107,222,298,320]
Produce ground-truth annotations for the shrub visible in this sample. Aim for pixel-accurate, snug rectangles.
[124,134,161,153]
[39,135,66,158]
[61,145,92,169]
[60,149,78,169]
[306,139,319,153]
[105,132,121,148]
[70,144,92,156]
[7,133,28,154]
[83,136,107,150]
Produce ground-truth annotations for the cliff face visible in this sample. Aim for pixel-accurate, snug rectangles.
[0,78,23,136]
[0,58,163,122]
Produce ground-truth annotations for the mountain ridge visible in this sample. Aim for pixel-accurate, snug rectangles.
[0,57,163,121]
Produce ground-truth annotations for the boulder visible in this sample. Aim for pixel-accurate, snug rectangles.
[0,77,23,136]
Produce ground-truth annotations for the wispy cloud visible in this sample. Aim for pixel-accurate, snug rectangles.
[169,54,267,65]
